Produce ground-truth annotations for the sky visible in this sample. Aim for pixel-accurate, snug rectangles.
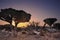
[0,0,60,26]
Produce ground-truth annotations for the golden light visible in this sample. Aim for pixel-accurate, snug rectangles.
[12,19,44,28]
[17,22,29,28]
[12,19,29,28]
[12,20,15,26]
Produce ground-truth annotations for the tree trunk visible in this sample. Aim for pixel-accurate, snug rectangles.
[13,22,18,37]
[43,23,46,29]
[40,23,46,36]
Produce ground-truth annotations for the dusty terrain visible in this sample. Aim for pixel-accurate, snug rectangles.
[0,30,60,40]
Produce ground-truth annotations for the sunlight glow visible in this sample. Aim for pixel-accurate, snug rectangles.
[12,19,29,28]
[17,22,29,28]
[12,20,15,26]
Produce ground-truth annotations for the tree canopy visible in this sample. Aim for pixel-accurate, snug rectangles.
[43,18,57,26]
[0,8,31,24]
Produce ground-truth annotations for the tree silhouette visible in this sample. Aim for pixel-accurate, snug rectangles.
[29,21,40,31]
[39,18,57,36]
[0,8,31,37]
[0,8,15,25]
[13,10,31,30]
[53,23,60,30]
[0,8,31,25]
[43,18,57,28]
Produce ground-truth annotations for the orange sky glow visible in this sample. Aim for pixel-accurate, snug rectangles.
[0,0,59,28]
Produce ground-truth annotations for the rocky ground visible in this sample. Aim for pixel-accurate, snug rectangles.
[0,30,60,40]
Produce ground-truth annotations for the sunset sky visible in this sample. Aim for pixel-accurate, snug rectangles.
[0,0,60,26]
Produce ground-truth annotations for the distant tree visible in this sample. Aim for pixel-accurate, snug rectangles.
[34,22,40,31]
[28,21,40,31]
[53,23,60,30]
[0,8,14,25]
[35,22,39,26]
[29,21,37,30]
[43,18,57,28]
[40,18,57,36]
